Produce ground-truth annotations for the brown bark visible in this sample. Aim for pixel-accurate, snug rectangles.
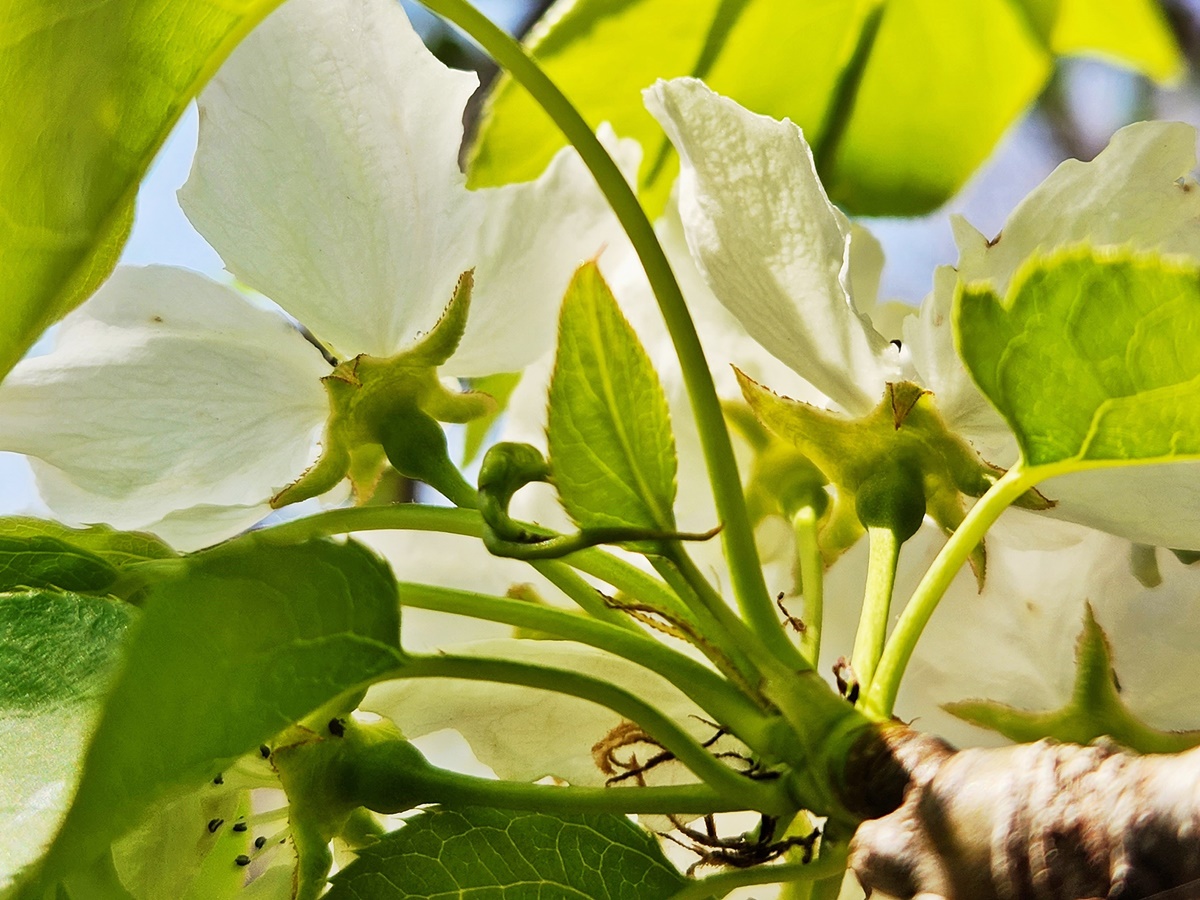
[847,726,1200,899]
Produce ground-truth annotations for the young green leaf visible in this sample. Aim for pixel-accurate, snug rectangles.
[469,0,1177,215]
[547,261,678,534]
[0,537,117,595]
[23,537,403,893]
[0,592,135,888]
[325,806,687,899]
[956,247,1200,548]
[958,249,1200,469]
[0,0,288,382]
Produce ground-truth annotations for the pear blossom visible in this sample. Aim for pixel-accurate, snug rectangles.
[646,77,1200,548]
[639,77,1200,748]
[0,0,630,550]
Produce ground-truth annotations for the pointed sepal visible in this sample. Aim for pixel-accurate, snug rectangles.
[738,371,1050,581]
[946,604,1200,753]
[273,272,495,508]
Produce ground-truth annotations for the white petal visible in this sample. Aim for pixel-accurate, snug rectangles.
[1041,462,1200,550]
[903,266,1016,463]
[956,121,1200,292]
[446,127,640,377]
[0,267,329,548]
[949,122,1200,545]
[363,639,707,786]
[644,78,896,414]
[180,0,479,360]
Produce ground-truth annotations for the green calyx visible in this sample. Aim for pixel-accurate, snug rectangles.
[272,717,431,900]
[272,271,495,508]
[737,372,1051,583]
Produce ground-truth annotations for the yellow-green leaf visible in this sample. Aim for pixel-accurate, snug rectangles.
[0,0,286,381]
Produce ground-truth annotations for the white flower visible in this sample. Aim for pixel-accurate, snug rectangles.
[0,0,630,549]
[645,77,1200,549]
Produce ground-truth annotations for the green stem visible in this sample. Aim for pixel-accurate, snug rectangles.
[386,760,747,816]
[645,556,767,695]
[397,653,791,814]
[396,581,776,752]
[256,505,690,627]
[664,546,793,677]
[530,560,641,631]
[865,465,1037,718]
[667,849,848,900]
[849,525,900,697]
[792,506,824,668]
[417,0,785,665]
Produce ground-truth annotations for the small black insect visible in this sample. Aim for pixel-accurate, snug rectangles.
[328,717,346,737]
[254,836,267,850]
[232,822,248,833]
[259,745,271,759]
[207,818,224,834]
[212,774,224,785]
[234,855,251,867]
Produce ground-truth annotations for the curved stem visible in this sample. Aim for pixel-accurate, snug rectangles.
[792,506,824,668]
[256,504,689,624]
[417,0,786,666]
[850,525,900,698]
[667,848,848,900]
[865,465,1037,718]
[396,653,791,814]
[664,546,783,676]
[530,559,642,631]
[396,581,776,751]
[396,765,749,816]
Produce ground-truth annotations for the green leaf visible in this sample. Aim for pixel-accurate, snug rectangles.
[945,604,1200,753]
[0,0,289,383]
[0,519,176,568]
[24,537,403,892]
[547,261,677,533]
[0,519,178,598]
[325,806,687,899]
[1011,0,1182,81]
[469,0,1120,215]
[956,248,1200,471]
[0,592,135,888]
[0,538,116,596]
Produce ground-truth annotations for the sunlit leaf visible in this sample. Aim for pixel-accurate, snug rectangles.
[957,248,1200,470]
[1012,0,1181,81]
[469,0,1176,215]
[21,537,402,893]
[547,262,677,532]
[0,0,288,382]
[325,806,687,899]
[0,592,135,888]
[956,247,1200,549]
